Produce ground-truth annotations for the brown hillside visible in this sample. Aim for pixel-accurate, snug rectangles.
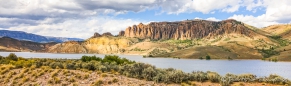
[0,37,56,52]
[262,24,291,40]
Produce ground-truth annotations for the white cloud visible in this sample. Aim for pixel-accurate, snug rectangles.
[0,0,246,17]
[1,0,291,39]
[229,14,279,28]
[6,17,142,39]
[190,0,241,14]
[206,17,221,21]
[229,0,291,28]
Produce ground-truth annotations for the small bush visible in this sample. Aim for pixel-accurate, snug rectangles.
[112,78,118,83]
[206,55,211,60]
[81,55,102,62]
[93,79,103,86]
[69,77,76,82]
[101,73,108,77]
[21,76,29,83]
[84,73,89,79]
[6,53,18,61]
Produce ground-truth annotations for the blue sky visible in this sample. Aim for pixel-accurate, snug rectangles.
[0,0,290,39]
[116,7,265,22]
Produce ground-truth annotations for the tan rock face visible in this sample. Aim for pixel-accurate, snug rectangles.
[118,31,125,36]
[47,36,134,54]
[123,19,255,40]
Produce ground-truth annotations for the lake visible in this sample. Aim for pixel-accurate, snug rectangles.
[1,52,291,79]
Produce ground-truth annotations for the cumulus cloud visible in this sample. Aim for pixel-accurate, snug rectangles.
[190,0,241,13]
[205,17,221,21]
[0,0,291,39]
[5,17,142,39]
[229,0,291,28]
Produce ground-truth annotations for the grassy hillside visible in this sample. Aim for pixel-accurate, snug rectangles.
[262,24,291,40]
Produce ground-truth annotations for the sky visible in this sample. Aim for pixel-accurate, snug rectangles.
[0,0,291,39]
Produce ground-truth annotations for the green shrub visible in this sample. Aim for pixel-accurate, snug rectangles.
[81,55,101,62]
[0,55,4,60]
[206,55,211,60]
[6,53,18,61]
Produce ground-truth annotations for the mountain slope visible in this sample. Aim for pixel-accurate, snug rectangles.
[0,30,84,43]
[43,19,290,60]
[0,37,56,52]
[262,24,291,40]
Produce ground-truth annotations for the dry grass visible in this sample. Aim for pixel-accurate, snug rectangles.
[0,65,179,86]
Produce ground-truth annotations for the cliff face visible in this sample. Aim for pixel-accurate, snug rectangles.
[122,19,255,40]
[0,37,56,52]
[47,36,138,54]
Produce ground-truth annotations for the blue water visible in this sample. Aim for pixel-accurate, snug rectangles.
[1,52,291,79]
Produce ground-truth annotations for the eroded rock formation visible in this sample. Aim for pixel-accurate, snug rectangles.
[121,19,255,40]
[91,32,102,38]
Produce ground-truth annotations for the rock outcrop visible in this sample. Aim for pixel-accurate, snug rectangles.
[118,31,125,36]
[102,32,114,37]
[91,32,114,38]
[91,32,102,38]
[47,36,139,54]
[121,19,255,40]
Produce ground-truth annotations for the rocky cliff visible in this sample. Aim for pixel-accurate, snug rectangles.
[121,19,256,40]
[0,37,56,52]
[47,36,140,54]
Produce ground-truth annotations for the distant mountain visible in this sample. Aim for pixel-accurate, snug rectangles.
[0,30,84,43]
[0,36,56,52]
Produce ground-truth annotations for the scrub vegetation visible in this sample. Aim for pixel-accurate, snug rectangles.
[0,53,290,86]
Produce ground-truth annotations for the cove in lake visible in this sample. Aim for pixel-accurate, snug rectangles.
[1,52,290,79]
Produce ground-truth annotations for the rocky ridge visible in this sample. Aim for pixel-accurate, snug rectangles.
[120,19,257,40]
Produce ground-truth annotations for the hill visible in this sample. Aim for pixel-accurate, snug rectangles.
[262,24,291,40]
[0,37,56,52]
[47,19,279,60]
[4,19,291,61]
[0,30,84,43]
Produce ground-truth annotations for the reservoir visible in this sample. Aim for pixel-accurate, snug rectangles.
[1,52,290,79]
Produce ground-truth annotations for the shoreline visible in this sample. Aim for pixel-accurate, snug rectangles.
[1,51,291,62]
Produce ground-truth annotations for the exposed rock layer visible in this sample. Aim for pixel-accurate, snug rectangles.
[47,36,139,54]
[122,19,255,40]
